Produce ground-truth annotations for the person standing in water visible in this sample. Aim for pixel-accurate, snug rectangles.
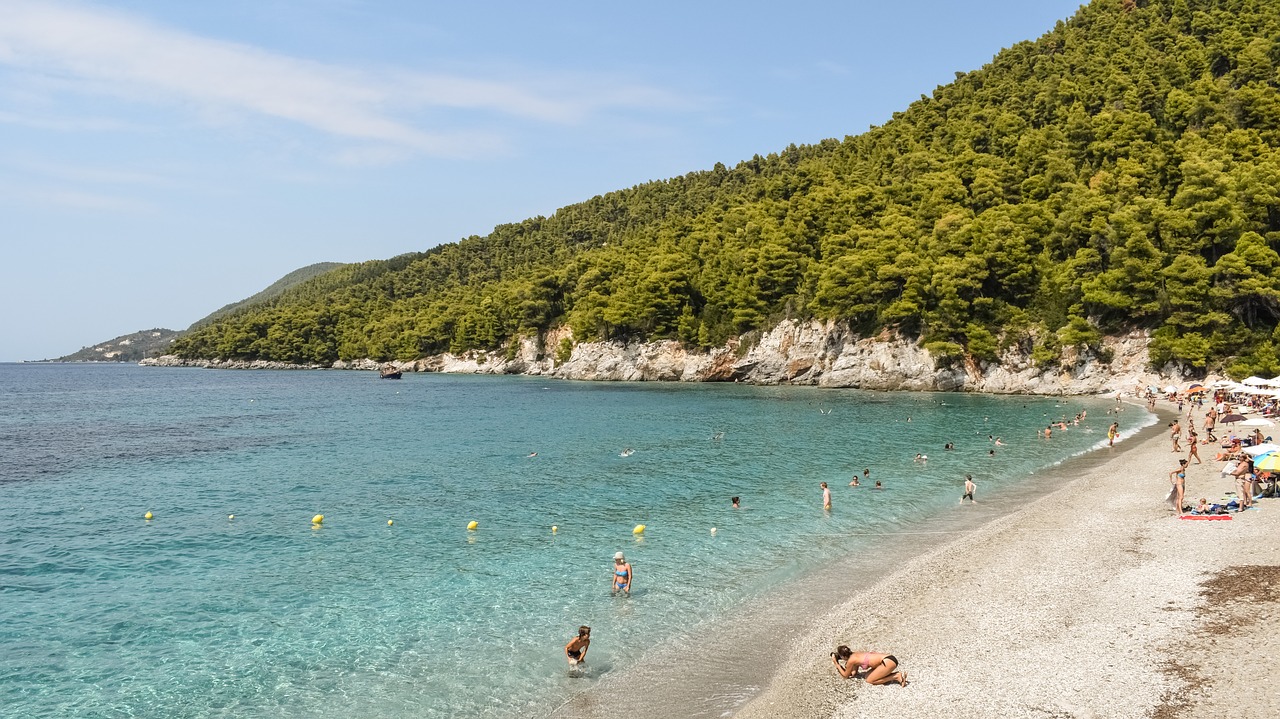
[821,482,831,509]
[960,474,977,504]
[565,626,591,669]
[611,552,632,595]
[1108,422,1119,447]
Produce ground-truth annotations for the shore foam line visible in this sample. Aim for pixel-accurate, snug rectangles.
[550,400,1172,718]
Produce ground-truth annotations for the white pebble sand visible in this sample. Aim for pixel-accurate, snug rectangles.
[734,407,1280,719]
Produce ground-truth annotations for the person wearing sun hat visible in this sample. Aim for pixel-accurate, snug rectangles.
[612,552,632,595]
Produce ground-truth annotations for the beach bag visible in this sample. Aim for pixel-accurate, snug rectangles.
[1222,461,1237,476]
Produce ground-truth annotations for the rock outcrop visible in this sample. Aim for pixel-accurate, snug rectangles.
[142,319,1199,395]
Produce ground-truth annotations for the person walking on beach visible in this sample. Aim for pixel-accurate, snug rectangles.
[1187,430,1201,464]
[1170,421,1182,452]
[1108,422,1119,447]
[565,626,590,669]
[821,482,831,510]
[831,646,908,686]
[611,552,632,595]
[961,474,977,504]
[1169,459,1188,515]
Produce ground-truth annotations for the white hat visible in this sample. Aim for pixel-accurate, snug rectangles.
[614,552,625,560]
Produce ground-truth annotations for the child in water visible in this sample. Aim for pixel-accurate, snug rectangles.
[565,626,590,670]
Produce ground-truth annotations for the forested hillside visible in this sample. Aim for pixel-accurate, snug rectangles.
[173,0,1280,378]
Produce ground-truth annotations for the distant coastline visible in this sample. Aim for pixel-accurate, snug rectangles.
[141,319,1200,396]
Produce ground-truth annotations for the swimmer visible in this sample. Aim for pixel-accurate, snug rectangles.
[914,453,927,463]
[961,474,977,504]
[713,431,724,440]
[611,552,632,595]
[565,626,591,669]
[821,482,831,510]
[849,476,860,486]
[994,437,1003,446]
[988,449,995,457]
[620,448,635,457]
[731,496,740,508]
[874,481,883,489]
[944,442,955,450]
[527,451,538,457]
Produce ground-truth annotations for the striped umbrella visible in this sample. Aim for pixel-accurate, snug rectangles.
[1253,453,1280,472]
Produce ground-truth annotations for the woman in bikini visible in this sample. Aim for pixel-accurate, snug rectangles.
[611,552,632,595]
[831,645,908,686]
[1169,459,1188,515]
[1187,430,1201,464]
[565,626,590,668]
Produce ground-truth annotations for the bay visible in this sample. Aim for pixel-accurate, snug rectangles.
[0,364,1145,717]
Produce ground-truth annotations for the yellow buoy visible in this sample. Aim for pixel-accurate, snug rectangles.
[467,520,478,530]
[632,524,645,535]
[144,511,153,521]
[312,514,324,525]
[228,514,235,520]
[388,519,394,526]
[551,525,558,533]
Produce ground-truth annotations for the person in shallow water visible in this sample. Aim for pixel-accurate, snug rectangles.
[565,625,590,668]
[612,552,632,595]
[831,645,909,686]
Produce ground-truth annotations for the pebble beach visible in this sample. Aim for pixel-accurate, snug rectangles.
[734,404,1280,719]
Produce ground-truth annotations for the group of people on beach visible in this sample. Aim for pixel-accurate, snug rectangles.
[1163,389,1275,516]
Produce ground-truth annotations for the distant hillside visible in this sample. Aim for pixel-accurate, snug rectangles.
[47,262,347,362]
[51,328,182,362]
[170,0,1280,379]
[187,262,347,330]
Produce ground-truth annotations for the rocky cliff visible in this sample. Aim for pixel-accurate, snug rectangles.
[142,320,1196,395]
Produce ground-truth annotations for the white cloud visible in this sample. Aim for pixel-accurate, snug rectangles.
[0,0,686,158]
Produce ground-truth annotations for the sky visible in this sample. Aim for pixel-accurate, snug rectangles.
[0,0,1087,362]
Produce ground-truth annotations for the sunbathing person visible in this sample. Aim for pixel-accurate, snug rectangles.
[831,646,908,686]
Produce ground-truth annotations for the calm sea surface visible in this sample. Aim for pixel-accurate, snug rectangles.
[0,364,1150,717]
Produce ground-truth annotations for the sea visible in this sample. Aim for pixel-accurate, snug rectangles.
[0,363,1154,718]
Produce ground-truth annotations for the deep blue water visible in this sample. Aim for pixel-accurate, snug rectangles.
[0,364,1147,717]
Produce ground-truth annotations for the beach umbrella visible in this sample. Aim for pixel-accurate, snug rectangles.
[1240,417,1275,427]
[1164,385,1178,394]
[1254,453,1280,472]
[1243,443,1279,456]
[1221,413,1247,423]
[1187,382,1205,390]
[1243,376,1268,386]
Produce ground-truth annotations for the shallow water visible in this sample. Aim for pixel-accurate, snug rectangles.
[0,364,1145,717]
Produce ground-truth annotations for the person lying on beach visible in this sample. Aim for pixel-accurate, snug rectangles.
[831,646,908,686]
[565,626,590,668]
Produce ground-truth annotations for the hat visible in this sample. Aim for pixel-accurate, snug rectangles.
[614,552,625,560]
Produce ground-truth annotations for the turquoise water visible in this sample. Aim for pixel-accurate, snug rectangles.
[1,364,1144,717]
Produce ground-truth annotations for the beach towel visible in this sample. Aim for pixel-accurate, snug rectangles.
[1165,485,1179,509]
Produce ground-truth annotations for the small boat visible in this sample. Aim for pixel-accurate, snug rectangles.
[379,366,402,380]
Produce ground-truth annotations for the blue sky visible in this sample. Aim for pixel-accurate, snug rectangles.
[0,0,1086,361]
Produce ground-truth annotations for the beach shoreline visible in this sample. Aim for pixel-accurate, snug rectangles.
[727,401,1280,719]
[548,401,1188,718]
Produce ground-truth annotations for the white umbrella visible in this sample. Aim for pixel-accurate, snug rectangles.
[1164,385,1178,394]
[1240,417,1274,427]
[1265,377,1280,387]
[1243,376,1268,386]
[1243,443,1279,456]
